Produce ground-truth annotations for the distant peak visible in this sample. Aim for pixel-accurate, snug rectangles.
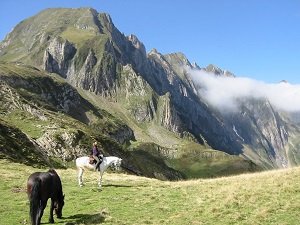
[206,64,222,74]
[149,48,159,55]
[205,64,235,77]
[191,62,200,69]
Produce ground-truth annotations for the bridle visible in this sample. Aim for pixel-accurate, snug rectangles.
[111,160,121,170]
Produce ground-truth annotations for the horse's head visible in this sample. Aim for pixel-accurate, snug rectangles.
[111,158,122,171]
[54,194,65,218]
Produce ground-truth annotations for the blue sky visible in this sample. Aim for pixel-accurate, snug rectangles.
[1,0,300,84]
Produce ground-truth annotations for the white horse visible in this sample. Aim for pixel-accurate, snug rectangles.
[75,156,122,187]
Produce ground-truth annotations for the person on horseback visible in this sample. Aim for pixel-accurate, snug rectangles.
[92,141,103,171]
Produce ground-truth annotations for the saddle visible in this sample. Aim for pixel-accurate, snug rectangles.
[89,157,95,164]
[89,156,103,164]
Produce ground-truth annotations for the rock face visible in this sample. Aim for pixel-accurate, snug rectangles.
[1,7,300,171]
[224,99,290,168]
[44,37,76,77]
[0,61,185,180]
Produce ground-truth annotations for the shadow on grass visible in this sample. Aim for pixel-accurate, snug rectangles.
[76,184,133,190]
[102,184,132,188]
[89,187,103,192]
[60,213,105,224]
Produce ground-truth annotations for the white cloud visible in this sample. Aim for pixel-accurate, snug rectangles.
[189,69,300,112]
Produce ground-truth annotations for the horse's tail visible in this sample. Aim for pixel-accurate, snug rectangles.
[29,177,41,225]
[75,158,79,167]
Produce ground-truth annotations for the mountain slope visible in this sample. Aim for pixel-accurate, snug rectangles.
[1,7,299,175]
[0,61,257,179]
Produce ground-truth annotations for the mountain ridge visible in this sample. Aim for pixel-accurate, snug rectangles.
[1,7,300,178]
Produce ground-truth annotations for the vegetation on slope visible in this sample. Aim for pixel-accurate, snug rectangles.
[0,120,49,167]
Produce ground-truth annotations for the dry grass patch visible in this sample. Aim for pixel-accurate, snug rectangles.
[1,159,300,224]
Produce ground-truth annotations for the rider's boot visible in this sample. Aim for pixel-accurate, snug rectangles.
[95,162,100,171]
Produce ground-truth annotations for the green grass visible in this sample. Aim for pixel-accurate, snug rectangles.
[60,27,96,43]
[2,110,51,139]
[1,159,300,225]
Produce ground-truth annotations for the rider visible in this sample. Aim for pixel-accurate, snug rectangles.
[92,141,103,171]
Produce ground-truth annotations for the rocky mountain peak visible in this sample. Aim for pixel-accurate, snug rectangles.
[204,64,235,77]
[1,7,300,173]
[127,34,146,55]
[191,62,200,70]
[205,64,223,74]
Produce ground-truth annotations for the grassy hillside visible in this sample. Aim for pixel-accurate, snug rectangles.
[1,159,299,225]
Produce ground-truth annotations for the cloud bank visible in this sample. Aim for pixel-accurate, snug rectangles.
[189,69,300,112]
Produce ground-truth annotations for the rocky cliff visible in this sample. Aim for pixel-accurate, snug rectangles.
[1,7,300,175]
[0,61,185,180]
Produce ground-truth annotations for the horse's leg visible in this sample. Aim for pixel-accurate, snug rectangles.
[34,205,40,225]
[78,167,84,187]
[98,170,104,187]
[37,200,47,225]
[48,199,54,223]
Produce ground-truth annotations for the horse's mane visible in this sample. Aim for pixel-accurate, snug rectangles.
[47,169,64,199]
[47,169,58,175]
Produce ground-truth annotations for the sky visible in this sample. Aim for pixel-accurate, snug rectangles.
[0,0,300,85]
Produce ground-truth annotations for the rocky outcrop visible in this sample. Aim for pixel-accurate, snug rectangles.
[35,129,88,162]
[44,37,76,77]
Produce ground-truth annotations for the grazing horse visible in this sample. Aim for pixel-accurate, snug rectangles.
[27,169,65,225]
[76,156,122,187]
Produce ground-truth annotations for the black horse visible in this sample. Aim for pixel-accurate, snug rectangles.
[27,169,65,225]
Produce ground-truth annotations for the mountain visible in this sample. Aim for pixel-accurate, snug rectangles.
[1,7,299,179]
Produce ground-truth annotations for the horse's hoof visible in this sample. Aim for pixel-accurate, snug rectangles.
[49,219,54,223]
